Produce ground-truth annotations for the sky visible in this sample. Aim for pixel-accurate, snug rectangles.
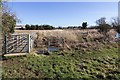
[7,2,118,27]
[7,0,120,2]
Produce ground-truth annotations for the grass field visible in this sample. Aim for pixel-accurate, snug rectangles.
[2,43,120,79]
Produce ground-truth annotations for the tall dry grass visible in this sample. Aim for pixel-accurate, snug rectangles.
[15,29,117,50]
[15,29,99,42]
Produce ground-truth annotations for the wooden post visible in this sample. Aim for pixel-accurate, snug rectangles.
[4,34,7,54]
[28,34,30,53]
[30,36,33,50]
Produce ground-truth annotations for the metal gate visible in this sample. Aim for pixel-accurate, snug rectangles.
[4,34,31,54]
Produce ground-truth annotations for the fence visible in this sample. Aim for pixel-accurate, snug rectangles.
[4,34,31,54]
[47,37,65,50]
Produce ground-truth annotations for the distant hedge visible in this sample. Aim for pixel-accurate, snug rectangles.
[25,24,55,30]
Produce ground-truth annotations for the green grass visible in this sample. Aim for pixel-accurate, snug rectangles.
[2,44,120,79]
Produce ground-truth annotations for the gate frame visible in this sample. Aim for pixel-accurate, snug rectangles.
[3,34,31,54]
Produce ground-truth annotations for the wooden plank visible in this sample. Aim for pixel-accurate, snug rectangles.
[20,43,28,52]
[4,53,27,57]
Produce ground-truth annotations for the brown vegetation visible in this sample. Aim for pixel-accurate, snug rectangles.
[15,29,117,51]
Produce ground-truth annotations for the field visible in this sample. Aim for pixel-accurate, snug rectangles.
[2,29,120,79]
[2,43,120,79]
[15,29,116,49]
[15,29,116,41]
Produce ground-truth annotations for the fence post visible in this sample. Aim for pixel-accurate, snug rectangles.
[28,34,30,53]
[4,34,7,54]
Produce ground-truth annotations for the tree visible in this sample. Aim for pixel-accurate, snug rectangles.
[42,25,54,30]
[96,17,106,25]
[97,24,111,34]
[2,1,20,34]
[58,26,62,29]
[2,13,17,33]
[31,25,35,30]
[82,22,87,29]
[38,25,43,30]
[96,17,111,34]
[96,17,111,41]
[111,17,120,33]
[25,24,30,30]
[35,25,39,30]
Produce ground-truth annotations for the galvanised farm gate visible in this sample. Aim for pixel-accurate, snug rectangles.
[4,34,31,54]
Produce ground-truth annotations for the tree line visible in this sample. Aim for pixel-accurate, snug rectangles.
[23,24,55,30]
[21,22,88,30]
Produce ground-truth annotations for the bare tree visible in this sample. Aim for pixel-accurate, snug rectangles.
[96,17,111,34]
[111,17,120,33]
[96,17,111,41]
[96,17,106,25]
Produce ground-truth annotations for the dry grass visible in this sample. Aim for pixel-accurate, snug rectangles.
[15,29,101,42]
[15,29,117,50]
